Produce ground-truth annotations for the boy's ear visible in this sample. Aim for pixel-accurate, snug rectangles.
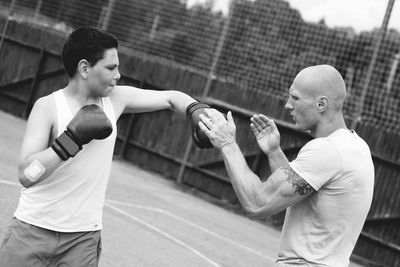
[77,59,89,79]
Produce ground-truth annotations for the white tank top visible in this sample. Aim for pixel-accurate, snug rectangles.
[15,89,117,232]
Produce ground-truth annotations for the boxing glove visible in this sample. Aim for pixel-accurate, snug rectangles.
[52,104,113,160]
[186,102,213,149]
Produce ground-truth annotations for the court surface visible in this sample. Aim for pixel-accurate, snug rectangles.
[0,110,363,267]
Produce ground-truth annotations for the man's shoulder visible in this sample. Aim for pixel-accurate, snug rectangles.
[298,138,342,167]
[302,137,334,152]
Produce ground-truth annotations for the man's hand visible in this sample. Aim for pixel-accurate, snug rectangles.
[250,114,280,155]
[198,109,236,149]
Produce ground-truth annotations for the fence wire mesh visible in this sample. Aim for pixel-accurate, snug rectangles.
[1,0,400,133]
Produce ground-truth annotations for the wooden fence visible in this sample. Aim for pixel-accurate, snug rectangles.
[0,19,399,267]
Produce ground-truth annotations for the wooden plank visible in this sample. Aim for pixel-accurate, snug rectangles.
[366,216,400,222]
[361,231,400,253]
[121,137,230,184]
[117,114,136,158]
[1,34,60,56]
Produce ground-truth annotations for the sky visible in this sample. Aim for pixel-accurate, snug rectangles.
[186,0,400,33]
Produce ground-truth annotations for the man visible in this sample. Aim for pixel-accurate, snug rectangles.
[0,26,209,266]
[199,65,374,266]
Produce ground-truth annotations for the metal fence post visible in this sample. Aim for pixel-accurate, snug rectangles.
[34,0,43,23]
[350,0,396,130]
[0,0,17,54]
[100,0,117,31]
[201,0,235,98]
[176,0,235,184]
[386,53,400,93]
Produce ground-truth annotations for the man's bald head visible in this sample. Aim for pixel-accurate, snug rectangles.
[294,65,347,111]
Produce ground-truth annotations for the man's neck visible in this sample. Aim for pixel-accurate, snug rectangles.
[312,115,347,138]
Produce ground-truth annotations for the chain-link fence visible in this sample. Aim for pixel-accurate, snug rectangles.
[1,0,399,133]
[1,1,400,266]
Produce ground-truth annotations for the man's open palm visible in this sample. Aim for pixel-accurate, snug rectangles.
[250,114,281,155]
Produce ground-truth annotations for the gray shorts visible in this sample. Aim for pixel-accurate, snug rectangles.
[0,218,102,267]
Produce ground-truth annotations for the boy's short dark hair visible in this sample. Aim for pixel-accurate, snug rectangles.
[62,26,118,77]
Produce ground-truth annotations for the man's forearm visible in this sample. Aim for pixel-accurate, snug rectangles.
[220,142,264,213]
[266,147,288,172]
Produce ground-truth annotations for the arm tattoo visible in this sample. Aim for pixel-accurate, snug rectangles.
[282,165,314,196]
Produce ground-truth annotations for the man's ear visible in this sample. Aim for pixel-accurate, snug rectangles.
[316,96,329,112]
[77,59,89,79]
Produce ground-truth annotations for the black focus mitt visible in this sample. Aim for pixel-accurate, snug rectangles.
[186,102,213,149]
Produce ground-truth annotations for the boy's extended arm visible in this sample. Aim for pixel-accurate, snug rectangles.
[111,86,197,118]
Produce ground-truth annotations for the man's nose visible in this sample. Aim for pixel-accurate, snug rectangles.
[285,101,292,110]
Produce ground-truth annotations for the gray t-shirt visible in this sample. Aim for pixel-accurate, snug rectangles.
[277,129,374,267]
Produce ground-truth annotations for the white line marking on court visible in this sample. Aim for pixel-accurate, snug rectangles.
[106,199,275,262]
[0,179,275,263]
[0,179,21,187]
[105,202,222,267]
